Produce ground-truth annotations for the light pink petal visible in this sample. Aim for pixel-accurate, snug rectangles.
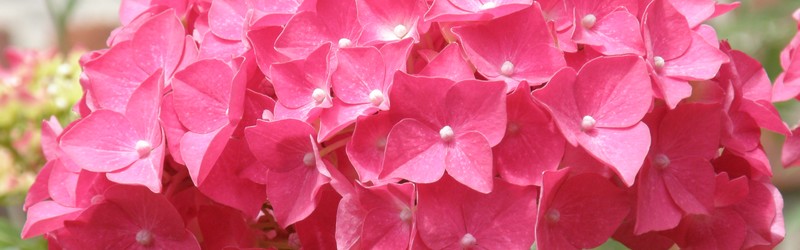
[208,0,247,40]
[652,75,692,109]
[331,47,386,105]
[379,38,414,74]
[782,126,800,167]
[266,163,330,227]
[275,0,361,59]
[173,59,235,133]
[106,144,165,193]
[446,80,507,145]
[356,0,427,44]
[346,112,395,182]
[575,55,651,128]
[771,73,800,102]
[40,117,63,161]
[380,119,447,184]
[335,194,366,250]
[574,10,645,56]
[84,41,149,113]
[160,92,187,165]
[418,43,475,83]
[445,132,494,194]
[318,99,374,142]
[668,0,716,28]
[21,201,84,239]
[270,44,332,109]
[198,139,266,218]
[60,110,140,172]
[537,172,630,249]
[635,163,684,234]
[132,9,185,78]
[643,0,691,61]
[244,119,316,172]
[577,123,651,186]
[532,67,582,145]
[198,32,248,60]
[47,160,80,207]
[662,33,728,80]
[124,69,163,145]
[248,26,290,78]
[24,160,53,210]
[180,126,234,185]
[494,83,565,186]
[452,4,565,87]
[425,0,532,22]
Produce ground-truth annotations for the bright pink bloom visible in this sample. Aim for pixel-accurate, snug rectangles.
[452,4,565,90]
[642,0,728,108]
[635,103,721,234]
[356,0,428,45]
[60,185,200,249]
[536,169,630,250]
[533,55,652,186]
[275,0,363,59]
[336,183,415,249]
[417,43,474,81]
[568,0,645,56]
[425,0,532,22]
[60,71,165,192]
[380,73,507,193]
[493,82,565,186]
[346,112,396,183]
[83,10,188,113]
[245,119,330,227]
[270,44,334,122]
[417,177,537,249]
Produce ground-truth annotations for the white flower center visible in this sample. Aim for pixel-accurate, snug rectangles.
[135,140,152,158]
[439,126,455,142]
[653,56,665,69]
[312,88,327,104]
[500,61,514,76]
[654,154,670,169]
[303,152,315,167]
[460,233,477,249]
[581,14,597,29]
[368,89,385,106]
[480,2,497,10]
[399,207,412,222]
[261,109,274,121]
[136,229,154,246]
[581,115,596,132]
[546,208,560,223]
[507,122,520,134]
[338,38,352,48]
[393,24,409,39]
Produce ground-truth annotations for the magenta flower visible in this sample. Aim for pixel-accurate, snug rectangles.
[426,0,533,22]
[568,0,645,56]
[60,71,165,192]
[380,73,507,193]
[452,4,565,90]
[336,183,415,249]
[533,55,652,186]
[417,177,537,249]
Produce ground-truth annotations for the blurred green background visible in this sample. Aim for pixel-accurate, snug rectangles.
[2,0,800,249]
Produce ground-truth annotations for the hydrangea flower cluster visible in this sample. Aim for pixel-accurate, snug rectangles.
[22,0,790,249]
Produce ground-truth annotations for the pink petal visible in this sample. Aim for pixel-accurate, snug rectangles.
[643,0,691,61]
[198,139,266,218]
[248,26,290,78]
[389,72,453,128]
[173,59,235,133]
[331,47,387,105]
[656,103,722,160]
[494,83,565,186]
[208,0,247,41]
[445,131,494,193]
[537,170,630,249]
[356,0,427,44]
[275,0,361,59]
[380,119,447,184]
[417,43,474,81]
[577,123,651,186]
[573,10,645,56]
[124,69,163,145]
[60,110,140,172]
[270,44,333,109]
[106,143,165,193]
[532,67,582,145]
[83,41,149,113]
[575,56,651,128]
[346,112,395,182]
[295,187,341,249]
[132,9,185,78]
[180,126,234,185]
[425,0,532,22]
[318,99,374,142]
[21,201,83,239]
[244,119,316,172]
[266,164,330,227]
[452,4,565,87]
[445,80,507,146]
[662,32,728,80]
[634,163,684,234]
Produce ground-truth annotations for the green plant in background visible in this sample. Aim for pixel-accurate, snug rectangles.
[0,48,82,249]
